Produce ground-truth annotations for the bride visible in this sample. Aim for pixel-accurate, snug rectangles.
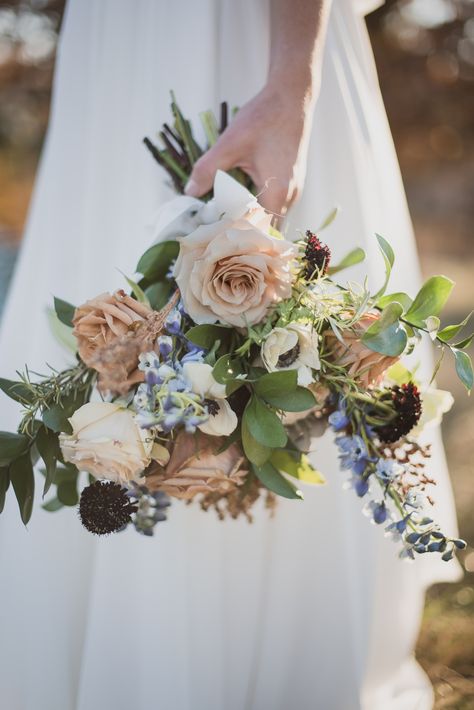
[0,1,460,708]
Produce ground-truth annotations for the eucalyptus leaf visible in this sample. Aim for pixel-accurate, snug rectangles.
[376,292,412,312]
[453,333,474,350]
[453,349,473,392]
[0,466,10,513]
[47,309,78,353]
[0,378,35,405]
[186,324,231,350]
[241,414,271,466]
[327,247,365,276]
[404,276,454,327]
[438,311,473,343]
[0,431,30,466]
[261,386,317,412]
[212,355,243,384]
[53,297,76,328]
[244,397,287,448]
[136,240,180,279]
[362,303,407,356]
[42,389,85,434]
[254,370,298,400]
[251,462,303,500]
[145,282,173,310]
[270,450,325,485]
[10,452,35,525]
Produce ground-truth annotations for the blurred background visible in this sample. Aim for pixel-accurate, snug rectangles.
[0,0,472,706]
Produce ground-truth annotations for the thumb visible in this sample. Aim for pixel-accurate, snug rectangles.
[184,139,237,197]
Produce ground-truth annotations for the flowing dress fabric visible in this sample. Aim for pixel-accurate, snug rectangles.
[0,1,460,709]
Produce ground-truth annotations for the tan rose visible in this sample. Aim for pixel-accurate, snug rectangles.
[173,217,296,327]
[145,431,248,500]
[325,313,399,387]
[73,289,152,365]
[59,402,169,485]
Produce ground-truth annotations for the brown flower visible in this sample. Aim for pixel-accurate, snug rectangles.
[325,313,399,388]
[73,290,152,365]
[73,290,179,395]
[145,431,248,500]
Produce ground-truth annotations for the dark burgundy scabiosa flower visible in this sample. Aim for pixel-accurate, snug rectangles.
[376,382,422,444]
[79,480,138,535]
[304,230,331,279]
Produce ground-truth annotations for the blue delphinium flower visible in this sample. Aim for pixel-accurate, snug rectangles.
[157,335,173,358]
[336,435,370,475]
[374,458,402,484]
[165,308,182,335]
[328,409,349,432]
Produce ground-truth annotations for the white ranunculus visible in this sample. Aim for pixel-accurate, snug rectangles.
[182,362,237,436]
[151,171,269,244]
[261,323,321,386]
[59,402,169,484]
[411,387,454,436]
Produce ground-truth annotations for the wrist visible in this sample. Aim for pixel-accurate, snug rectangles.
[265,66,317,112]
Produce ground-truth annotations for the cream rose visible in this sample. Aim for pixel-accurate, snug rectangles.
[261,322,321,386]
[59,402,169,485]
[173,216,295,327]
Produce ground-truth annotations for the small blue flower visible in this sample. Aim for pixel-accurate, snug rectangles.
[165,309,182,335]
[375,458,402,483]
[372,502,388,524]
[328,410,349,432]
[337,435,369,475]
[157,335,174,358]
[138,351,160,372]
[182,344,205,363]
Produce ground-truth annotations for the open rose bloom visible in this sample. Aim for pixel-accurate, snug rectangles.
[2,158,466,561]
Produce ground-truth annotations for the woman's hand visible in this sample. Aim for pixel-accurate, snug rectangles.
[184,82,315,218]
[184,0,331,218]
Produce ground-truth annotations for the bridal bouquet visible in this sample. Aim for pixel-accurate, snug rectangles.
[0,98,471,562]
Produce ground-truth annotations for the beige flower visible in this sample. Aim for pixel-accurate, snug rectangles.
[325,313,399,388]
[173,216,295,327]
[73,289,152,365]
[145,431,248,500]
[261,322,321,386]
[59,402,169,485]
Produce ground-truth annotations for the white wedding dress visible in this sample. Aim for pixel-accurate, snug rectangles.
[0,1,461,709]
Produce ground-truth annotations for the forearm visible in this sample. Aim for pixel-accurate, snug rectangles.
[268,0,332,101]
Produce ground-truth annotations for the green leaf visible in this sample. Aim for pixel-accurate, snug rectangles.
[47,309,78,353]
[241,415,271,466]
[10,453,35,525]
[212,355,243,384]
[36,426,60,496]
[453,349,473,392]
[0,431,30,466]
[199,109,219,146]
[57,479,79,506]
[0,378,35,405]
[251,462,303,500]
[120,272,150,306]
[376,292,413,312]
[373,234,395,300]
[327,247,365,276]
[186,324,231,350]
[270,450,325,485]
[438,311,473,343]
[404,276,454,328]
[260,386,317,412]
[42,390,84,434]
[136,240,180,279]
[244,397,287,448]
[42,497,64,512]
[316,206,339,232]
[145,282,173,310]
[0,466,10,513]
[362,303,408,356]
[53,297,76,327]
[452,333,474,350]
[254,370,298,400]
